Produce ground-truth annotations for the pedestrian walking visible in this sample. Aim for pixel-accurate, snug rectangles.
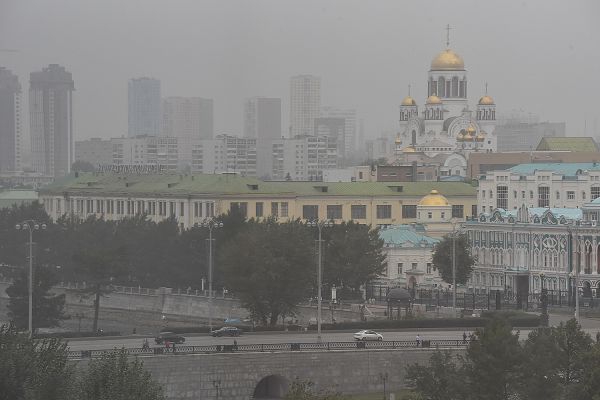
[463,331,467,344]
[416,334,421,347]
[172,341,176,353]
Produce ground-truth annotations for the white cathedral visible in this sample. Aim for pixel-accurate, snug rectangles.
[395,45,497,177]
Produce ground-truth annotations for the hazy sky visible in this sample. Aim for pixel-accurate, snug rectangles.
[1,0,599,142]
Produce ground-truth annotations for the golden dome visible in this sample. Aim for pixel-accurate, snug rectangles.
[456,132,465,141]
[418,189,450,206]
[401,96,417,106]
[476,131,486,141]
[466,124,476,134]
[395,137,402,145]
[426,94,442,105]
[478,95,495,105]
[403,145,416,153]
[430,49,465,70]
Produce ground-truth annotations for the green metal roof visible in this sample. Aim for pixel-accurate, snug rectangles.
[40,173,476,198]
[508,163,600,176]
[536,137,599,152]
[379,225,439,247]
[0,190,38,209]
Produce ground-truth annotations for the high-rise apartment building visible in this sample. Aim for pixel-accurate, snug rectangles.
[320,106,357,160]
[75,137,113,167]
[0,67,22,173]
[30,64,74,178]
[290,75,321,137]
[128,77,161,137]
[162,97,213,139]
[243,97,281,140]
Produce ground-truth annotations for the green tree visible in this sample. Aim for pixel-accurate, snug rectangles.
[465,316,523,400]
[551,319,593,388]
[71,160,96,173]
[406,351,467,400]
[568,342,600,400]
[323,222,386,294]
[6,267,68,331]
[431,233,475,285]
[0,324,75,400]
[219,220,314,325]
[76,348,165,400]
[518,328,562,400]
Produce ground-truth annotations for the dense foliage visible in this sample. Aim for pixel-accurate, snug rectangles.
[431,233,476,285]
[407,317,598,400]
[0,203,386,327]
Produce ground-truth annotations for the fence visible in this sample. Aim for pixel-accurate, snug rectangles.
[66,339,470,359]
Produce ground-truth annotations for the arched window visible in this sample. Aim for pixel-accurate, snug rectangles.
[452,77,459,97]
[459,80,466,97]
[438,77,445,97]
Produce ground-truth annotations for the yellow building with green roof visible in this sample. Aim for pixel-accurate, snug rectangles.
[39,172,477,228]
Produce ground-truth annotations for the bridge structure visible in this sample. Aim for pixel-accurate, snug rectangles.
[70,340,468,400]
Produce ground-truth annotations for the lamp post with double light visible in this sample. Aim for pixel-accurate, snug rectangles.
[200,217,223,332]
[307,219,334,342]
[15,220,47,338]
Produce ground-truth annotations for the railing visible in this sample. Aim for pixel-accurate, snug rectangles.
[66,339,470,359]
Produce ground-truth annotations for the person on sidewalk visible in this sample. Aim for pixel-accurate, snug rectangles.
[416,334,421,347]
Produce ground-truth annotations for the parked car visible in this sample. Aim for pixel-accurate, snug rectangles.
[211,326,243,337]
[353,330,383,341]
[154,332,185,344]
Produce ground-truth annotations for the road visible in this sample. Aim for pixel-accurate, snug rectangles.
[66,329,533,351]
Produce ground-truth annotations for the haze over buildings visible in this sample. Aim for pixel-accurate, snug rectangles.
[162,96,213,139]
[128,77,161,137]
[290,75,321,137]
[0,67,21,173]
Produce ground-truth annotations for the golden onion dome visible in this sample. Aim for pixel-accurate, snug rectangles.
[466,124,476,134]
[430,49,465,70]
[476,131,486,141]
[401,96,417,106]
[478,95,495,105]
[426,94,442,105]
[456,132,465,141]
[395,137,402,145]
[403,145,416,153]
[418,189,450,206]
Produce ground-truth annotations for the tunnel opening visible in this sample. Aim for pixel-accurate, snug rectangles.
[252,375,289,399]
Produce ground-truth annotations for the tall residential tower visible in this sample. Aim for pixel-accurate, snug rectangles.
[290,75,321,137]
[128,77,161,137]
[244,97,281,140]
[162,97,213,139]
[0,67,22,172]
[30,64,74,178]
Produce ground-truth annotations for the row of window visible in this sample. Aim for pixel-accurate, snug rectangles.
[487,186,600,210]
[388,262,435,276]
[65,198,215,218]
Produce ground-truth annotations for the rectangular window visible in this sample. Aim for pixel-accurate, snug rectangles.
[303,205,319,220]
[472,205,478,217]
[281,202,288,217]
[256,202,263,218]
[402,205,417,218]
[397,263,403,275]
[271,202,279,217]
[411,262,418,270]
[327,205,343,220]
[592,187,600,201]
[231,202,248,217]
[376,205,392,219]
[567,191,575,200]
[497,186,508,210]
[427,212,433,219]
[351,205,367,220]
[452,205,464,218]
[427,263,432,274]
[522,191,526,199]
[538,187,550,208]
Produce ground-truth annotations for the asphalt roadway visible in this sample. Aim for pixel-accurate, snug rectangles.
[65,313,600,352]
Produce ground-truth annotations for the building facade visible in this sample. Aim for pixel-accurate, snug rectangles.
[75,138,113,167]
[290,75,321,137]
[39,174,476,231]
[162,97,213,139]
[244,97,281,141]
[320,106,357,160]
[0,67,21,173]
[128,77,161,137]
[478,163,600,215]
[495,119,565,152]
[30,64,74,178]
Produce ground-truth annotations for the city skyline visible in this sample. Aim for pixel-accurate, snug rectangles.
[1,0,598,145]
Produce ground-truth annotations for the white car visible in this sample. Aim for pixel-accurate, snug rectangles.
[353,330,383,341]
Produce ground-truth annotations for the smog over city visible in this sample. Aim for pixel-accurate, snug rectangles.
[1,1,600,399]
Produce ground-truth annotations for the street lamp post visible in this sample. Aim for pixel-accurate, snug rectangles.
[15,220,47,338]
[567,223,580,322]
[450,218,458,313]
[307,219,334,342]
[200,218,223,332]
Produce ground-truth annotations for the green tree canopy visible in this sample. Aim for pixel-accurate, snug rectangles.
[405,350,467,400]
[431,233,475,285]
[219,220,314,325]
[6,267,68,331]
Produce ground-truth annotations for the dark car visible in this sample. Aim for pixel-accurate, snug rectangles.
[154,332,185,344]
[211,326,243,337]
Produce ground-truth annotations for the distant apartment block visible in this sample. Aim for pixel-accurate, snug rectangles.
[162,97,213,139]
[290,75,321,137]
[320,106,357,159]
[30,64,74,178]
[314,117,345,166]
[495,119,566,152]
[128,77,161,137]
[244,97,281,141]
[0,67,22,173]
[270,135,337,181]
